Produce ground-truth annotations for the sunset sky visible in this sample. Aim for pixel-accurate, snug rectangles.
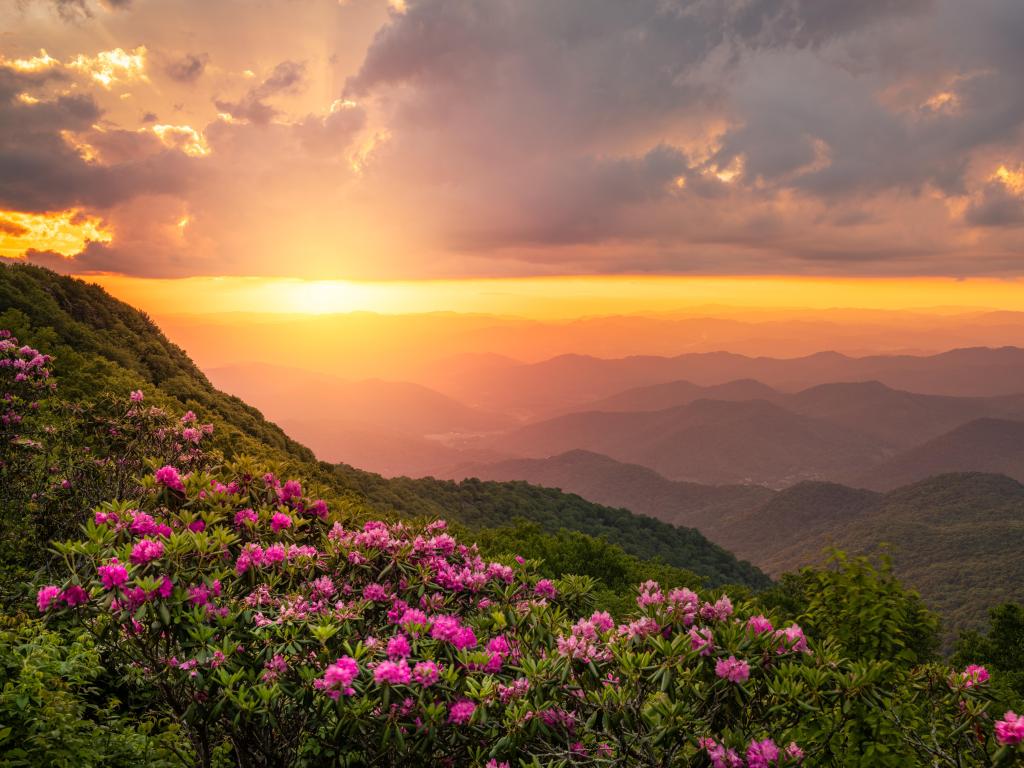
[2,0,1024,318]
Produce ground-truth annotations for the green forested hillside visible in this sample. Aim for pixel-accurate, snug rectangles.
[0,263,766,589]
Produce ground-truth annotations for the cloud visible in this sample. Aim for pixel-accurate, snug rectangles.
[164,53,208,84]
[0,62,192,213]
[333,0,1024,276]
[5,0,1024,278]
[214,60,306,124]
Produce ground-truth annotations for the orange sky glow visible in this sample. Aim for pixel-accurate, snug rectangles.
[87,273,1024,320]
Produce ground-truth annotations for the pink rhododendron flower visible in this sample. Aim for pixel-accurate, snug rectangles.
[234,508,258,527]
[305,499,329,519]
[60,584,89,607]
[700,595,734,622]
[37,585,60,612]
[498,677,529,702]
[129,511,160,536]
[636,579,664,607]
[775,624,810,654]
[374,659,412,685]
[387,634,411,659]
[129,389,144,402]
[270,512,292,533]
[748,615,774,635]
[715,656,751,683]
[689,627,715,656]
[961,664,989,687]
[278,479,303,502]
[447,699,476,725]
[315,656,359,699]
[156,576,174,599]
[995,711,1024,745]
[534,579,557,598]
[98,559,128,589]
[430,614,462,642]
[130,538,165,564]
[154,465,185,492]
[187,519,206,533]
[413,660,440,686]
[746,739,780,768]
[666,587,699,625]
[699,737,743,768]
[363,583,388,602]
[785,742,805,761]
[261,654,289,683]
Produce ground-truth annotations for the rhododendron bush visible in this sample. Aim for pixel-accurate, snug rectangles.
[36,463,1022,767]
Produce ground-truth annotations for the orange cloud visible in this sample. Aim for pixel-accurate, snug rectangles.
[67,46,148,89]
[151,124,210,157]
[993,164,1024,196]
[0,210,113,259]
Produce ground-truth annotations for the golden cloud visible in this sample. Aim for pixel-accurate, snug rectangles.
[2,49,60,73]
[0,210,113,259]
[993,164,1024,196]
[3,47,148,90]
[151,124,210,157]
[66,46,148,89]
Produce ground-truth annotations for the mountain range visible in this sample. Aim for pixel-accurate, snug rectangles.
[427,347,1024,418]
[462,379,1024,487]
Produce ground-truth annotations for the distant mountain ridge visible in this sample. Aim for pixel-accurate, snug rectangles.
[493,397,895,486]
[445,449,775,533]
[433,346,1024,417]
[857,418,1024,490]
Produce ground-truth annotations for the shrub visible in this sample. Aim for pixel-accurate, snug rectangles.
[0,612,185,767]
[38,464,1023,767]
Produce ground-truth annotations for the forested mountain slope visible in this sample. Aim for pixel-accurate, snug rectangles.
[0,263,767,588]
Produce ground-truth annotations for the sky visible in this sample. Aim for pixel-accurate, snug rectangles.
[1,0,1023,316]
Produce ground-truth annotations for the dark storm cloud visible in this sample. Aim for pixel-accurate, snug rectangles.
[0,65,192,212]
[339,0,1024,274]
[966,182,1024,228]
[165,53,209,84]
[214,60,306,124]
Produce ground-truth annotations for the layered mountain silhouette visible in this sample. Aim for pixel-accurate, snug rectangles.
[433,347,1024,417]
[857,418,1024,490]
[492,398,894,486]
[466,379,1024,487]
[446,449,775,532]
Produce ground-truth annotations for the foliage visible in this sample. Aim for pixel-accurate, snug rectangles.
[955,603,1024,713]
[330,467,770,588]
[761,551,940,665]
[37,461,1024,767]
[0,612,185,767]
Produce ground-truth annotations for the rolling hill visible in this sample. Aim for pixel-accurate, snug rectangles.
[445,449,775,533]
[857,418,1024,490]
[568,378,780,415]
[781,381,1024,450]
[496,398,894,486]
[448,447,1024,635]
